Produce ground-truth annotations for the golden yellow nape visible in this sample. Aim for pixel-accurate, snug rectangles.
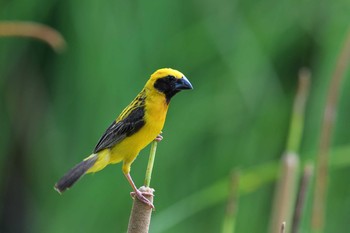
[54,68,193,208]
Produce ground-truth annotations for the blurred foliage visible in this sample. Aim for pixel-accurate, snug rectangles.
[0,0,350,233]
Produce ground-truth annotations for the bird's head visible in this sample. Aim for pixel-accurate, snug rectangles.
[146,68,193,103]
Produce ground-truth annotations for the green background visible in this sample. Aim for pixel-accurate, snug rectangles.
[1,0,350,232]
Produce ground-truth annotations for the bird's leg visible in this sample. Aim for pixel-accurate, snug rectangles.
[124,173,154,209]
[155,131,163,142]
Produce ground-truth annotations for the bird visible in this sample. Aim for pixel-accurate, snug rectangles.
[54,68,193,208]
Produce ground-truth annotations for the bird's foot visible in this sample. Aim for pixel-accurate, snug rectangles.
[130,190,155,209]
[155,132,163,142]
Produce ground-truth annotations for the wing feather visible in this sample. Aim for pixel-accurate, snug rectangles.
[93,106,145,153]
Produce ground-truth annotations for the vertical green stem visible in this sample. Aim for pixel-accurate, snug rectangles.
[286,68,310,153]
[144,141,158,187]
[221,170,240,233]
[270,69,310,233]
[311,27,350,233]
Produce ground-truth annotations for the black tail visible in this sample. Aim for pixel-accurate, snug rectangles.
[54,155,97,193]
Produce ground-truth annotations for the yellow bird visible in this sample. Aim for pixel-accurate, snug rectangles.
[54,68,193,208]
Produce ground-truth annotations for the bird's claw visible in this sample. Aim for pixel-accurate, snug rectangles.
[130,190,155,209]
[130,191,154,197]
[155,132,163,142]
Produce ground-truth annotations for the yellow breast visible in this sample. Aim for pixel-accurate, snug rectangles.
[110,91,168,163]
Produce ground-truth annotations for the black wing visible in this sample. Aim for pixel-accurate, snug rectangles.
[93,107,145,153]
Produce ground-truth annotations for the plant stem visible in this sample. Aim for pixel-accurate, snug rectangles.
[270,69,310,233]
[221,170,240,233]
[0,21,66,52]
[144,141,158,187]
[286,68,311,153]
[269,153,299,233]
[127,141,158,233]
[311,27,350,233]
[291,163,314,233]
[127,186,154,233]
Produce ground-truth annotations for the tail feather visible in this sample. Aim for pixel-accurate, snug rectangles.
[54,155,98,193]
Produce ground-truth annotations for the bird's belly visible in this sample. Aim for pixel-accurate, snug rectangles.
[109,98,168,164]
[109,118,164,163]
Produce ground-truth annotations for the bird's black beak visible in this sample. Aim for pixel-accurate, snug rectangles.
[175,76,193,90]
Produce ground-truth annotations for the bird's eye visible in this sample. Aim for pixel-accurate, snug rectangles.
[167,75,176,81]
